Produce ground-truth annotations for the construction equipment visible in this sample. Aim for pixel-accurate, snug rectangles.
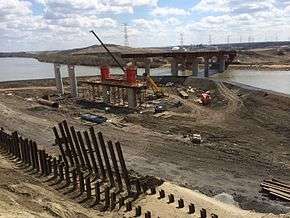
[90,30,126,73]
[90,30,164,99]
[145,74,165,98]
[197,91,212,106]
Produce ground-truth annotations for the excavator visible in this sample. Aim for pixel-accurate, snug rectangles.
[143,72,165,98]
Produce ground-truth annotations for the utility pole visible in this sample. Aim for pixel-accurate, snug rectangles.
[240,35,242,43]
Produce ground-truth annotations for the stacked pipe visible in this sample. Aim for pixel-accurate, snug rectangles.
[261,178,290,201]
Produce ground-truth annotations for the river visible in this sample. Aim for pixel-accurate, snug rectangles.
[0,57,171,81]
[1,57,290,95]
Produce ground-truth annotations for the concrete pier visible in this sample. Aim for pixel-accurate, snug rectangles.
[218,56,226,73]
[54,63,64,95]
[127,88,137,109]
[171,59,178,76]
[145,58,151,75]
[204,58,209,77]
[68,65,78,97]
[192,58,199,76]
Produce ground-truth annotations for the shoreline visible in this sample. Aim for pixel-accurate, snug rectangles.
[1,74,290,99]
[229,64,290,71]
[2,56,290,71]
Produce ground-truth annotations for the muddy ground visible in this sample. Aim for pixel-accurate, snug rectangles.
[0,76,289,215]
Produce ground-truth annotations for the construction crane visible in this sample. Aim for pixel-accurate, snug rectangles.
[144,73,165,98]
[90,30,165,98]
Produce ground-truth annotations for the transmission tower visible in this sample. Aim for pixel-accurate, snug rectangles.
[208,34,212,45]
[180,33,184,47]
[123,23,129,46]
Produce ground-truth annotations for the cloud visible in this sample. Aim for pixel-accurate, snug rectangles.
[0,0,32,20]
[1,0,290,51]
[192,0,229,13]
[192,0,278,14]
[151,7,190,16]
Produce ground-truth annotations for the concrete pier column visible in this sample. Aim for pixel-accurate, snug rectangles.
[145,58,152,75]
[204,58,209,77]
[180,59,187,76]
[127,88,137,109]
[68,65,78,97]
[171,58,178,76]
[54,63,64,95]
[218,56,226,73]
[192,58,199,76]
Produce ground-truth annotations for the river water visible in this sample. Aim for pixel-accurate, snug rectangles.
[0,57,171,81]
[1,57,290,95]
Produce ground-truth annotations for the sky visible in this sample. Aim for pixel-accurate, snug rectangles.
[1,0,290,51]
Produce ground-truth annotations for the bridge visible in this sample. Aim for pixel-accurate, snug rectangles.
[121,50,237,77]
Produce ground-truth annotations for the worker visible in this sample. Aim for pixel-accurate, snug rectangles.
[200,91,212,105]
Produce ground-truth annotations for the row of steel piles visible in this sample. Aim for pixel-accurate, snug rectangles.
[0,129,52,176]
[52,120,147,210]
[0,121,151,212]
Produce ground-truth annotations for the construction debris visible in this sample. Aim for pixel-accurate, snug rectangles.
[81,114,107,124]
[188,134,202,144]
[260,178,290,201]
[197,91,212,106]
[37,98,59,108]
[178,90,189,99]
[154,104,166,114]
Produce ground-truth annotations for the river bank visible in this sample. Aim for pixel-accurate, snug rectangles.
[229,64,290,71]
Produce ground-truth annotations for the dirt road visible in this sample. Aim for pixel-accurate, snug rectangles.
[0,77,289,214]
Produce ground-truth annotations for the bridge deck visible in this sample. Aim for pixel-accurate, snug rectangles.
[121,50,237,59]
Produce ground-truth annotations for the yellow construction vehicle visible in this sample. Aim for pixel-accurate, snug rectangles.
[145,74,165,98]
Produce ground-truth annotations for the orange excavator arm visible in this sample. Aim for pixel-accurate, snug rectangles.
[146,76,165,98]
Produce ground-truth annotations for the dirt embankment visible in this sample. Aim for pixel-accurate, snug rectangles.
[232,48,290,70]
[0,76,289,215]
[0,152,104,218]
